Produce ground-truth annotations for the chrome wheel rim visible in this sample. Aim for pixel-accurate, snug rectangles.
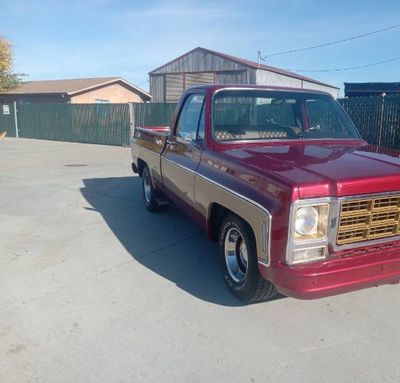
[143,172,151,204]
[224,227,248,283]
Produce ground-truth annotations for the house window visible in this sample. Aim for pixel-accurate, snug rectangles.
[95,99,109,104]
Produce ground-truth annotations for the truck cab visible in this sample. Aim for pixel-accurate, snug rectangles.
[131,85,400,303]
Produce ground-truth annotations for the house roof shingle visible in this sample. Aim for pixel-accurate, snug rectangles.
[4,77,152,99]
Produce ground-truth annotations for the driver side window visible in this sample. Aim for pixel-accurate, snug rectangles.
[176,94,205,141]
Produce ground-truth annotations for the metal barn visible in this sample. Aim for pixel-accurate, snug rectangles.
[149,47,339,102]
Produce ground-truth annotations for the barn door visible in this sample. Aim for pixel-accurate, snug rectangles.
[184,72,215,89]
[165,74,184,103]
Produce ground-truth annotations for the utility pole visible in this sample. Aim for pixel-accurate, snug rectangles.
[128,102,135,139]
[257,51,261,67]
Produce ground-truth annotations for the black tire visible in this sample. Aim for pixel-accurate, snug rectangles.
[218,214,278,303]
[142,165,159,212]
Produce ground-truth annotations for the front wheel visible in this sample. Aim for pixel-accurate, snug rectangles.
[218,215,278,303]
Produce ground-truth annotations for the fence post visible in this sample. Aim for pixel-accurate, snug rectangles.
[13,100,19,138]
[128,103,135,143]
[378,93,386,147]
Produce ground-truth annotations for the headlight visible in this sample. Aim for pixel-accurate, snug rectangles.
[287,199,332,265]
[294,204,329,241]
[295,206,319,236]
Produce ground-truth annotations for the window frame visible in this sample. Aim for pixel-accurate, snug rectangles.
[174,93,206,143]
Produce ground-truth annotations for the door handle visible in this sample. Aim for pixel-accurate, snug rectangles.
[190,140,202,149]
[166,139,176,149]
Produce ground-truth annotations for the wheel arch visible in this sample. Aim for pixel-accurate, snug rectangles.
[207,202,255,243]
[137,158,146,177]
[199,183,271,266]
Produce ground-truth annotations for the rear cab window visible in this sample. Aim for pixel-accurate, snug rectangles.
[212,90,359,141]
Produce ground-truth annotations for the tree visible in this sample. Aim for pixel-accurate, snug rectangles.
[0,37,20,92]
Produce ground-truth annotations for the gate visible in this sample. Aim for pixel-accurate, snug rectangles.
[0,102,17,137]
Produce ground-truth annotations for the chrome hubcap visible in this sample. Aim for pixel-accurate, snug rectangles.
[143,172,151,203]
[224,227,248,282]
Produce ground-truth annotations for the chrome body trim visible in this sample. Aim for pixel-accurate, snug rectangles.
[162,156,196,174]
[162,155,273,265]
[135,145,164,157]
[286,197,334,265]
[261,222,268,253]
[135,126,170,135]
[197,172,272,266]
[196,172,273,220]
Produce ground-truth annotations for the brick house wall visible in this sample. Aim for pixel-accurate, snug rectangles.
[70,82,148,103]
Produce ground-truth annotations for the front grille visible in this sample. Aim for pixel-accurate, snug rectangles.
[337,194,400,245]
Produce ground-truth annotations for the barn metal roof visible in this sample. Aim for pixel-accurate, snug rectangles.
[149,47,339,90]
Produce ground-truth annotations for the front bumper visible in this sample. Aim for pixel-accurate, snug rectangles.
[259,243,400,299]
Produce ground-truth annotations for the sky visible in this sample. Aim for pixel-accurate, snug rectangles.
[1,0,400,95]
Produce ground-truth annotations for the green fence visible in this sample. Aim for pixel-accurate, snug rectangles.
[17,103,130,145]
[0,97,399,150]
[0,103,176,146]
[339,95,400,150]
[133,102,176,127]
[0,103,16,137]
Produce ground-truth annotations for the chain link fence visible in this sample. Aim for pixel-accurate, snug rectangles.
[339,95,400,150]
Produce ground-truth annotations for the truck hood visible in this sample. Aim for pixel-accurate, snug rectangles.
[223,142,400,198]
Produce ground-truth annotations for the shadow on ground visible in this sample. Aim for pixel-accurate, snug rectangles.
[81,176,250,306]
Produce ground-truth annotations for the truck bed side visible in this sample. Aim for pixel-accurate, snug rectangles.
[131,126,170,190]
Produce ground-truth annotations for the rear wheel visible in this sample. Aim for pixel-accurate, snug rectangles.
[142,166,159,212]
[218,215,278,303]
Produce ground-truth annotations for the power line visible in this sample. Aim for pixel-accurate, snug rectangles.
[260,23,400,59]
[136,78,149,86]
[288,55,400,73]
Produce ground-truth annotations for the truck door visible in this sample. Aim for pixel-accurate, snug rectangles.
[161,92,205,209]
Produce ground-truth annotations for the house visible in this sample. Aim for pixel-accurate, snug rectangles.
[149,47,339,102]
[344,82,400,97]
[0,77,151,104]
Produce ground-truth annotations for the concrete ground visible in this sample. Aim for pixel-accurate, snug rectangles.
[1,138,400,383]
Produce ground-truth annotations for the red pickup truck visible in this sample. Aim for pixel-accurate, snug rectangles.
[131,85,400,303]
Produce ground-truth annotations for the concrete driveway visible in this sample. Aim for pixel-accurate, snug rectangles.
[1,138,400,383]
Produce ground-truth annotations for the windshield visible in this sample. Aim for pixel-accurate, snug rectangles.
[213,90,360,141]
